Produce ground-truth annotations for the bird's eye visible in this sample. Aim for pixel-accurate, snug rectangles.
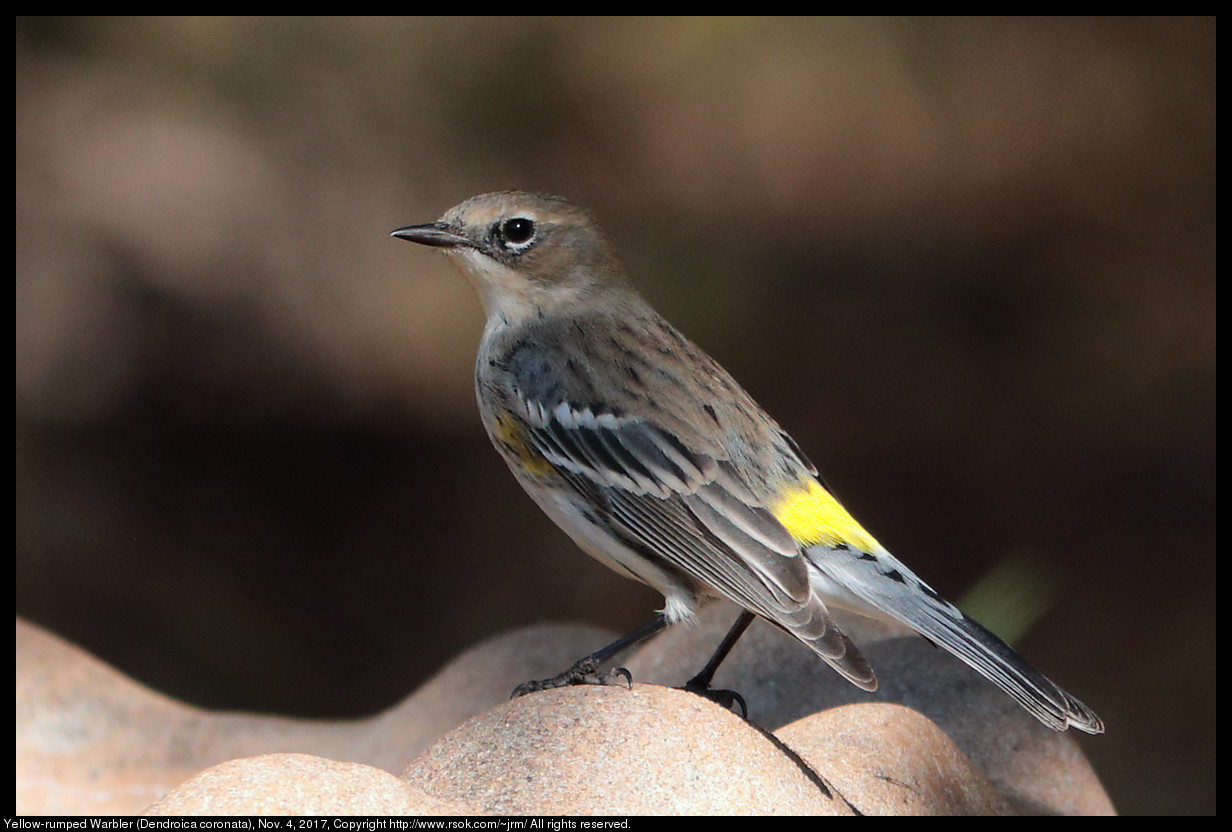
[501,217,536,248]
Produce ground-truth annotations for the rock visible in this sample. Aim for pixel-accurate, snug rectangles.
[15,611,1114,815]
[406,684,847,815]
[145,754,457,815]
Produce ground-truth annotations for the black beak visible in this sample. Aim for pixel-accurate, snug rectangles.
[390,222,469,248]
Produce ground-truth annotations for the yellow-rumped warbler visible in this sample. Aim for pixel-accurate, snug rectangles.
[392,191,1103,734]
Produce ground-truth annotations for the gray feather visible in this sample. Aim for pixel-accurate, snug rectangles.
[515,400,876,688]
[809,545,1104,732]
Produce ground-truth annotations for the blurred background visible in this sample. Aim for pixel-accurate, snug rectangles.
[15,17,1213,814]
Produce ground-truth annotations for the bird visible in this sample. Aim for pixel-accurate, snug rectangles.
[391,190,1103,734]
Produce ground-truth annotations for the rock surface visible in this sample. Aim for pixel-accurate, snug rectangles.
[15,609,1115,815]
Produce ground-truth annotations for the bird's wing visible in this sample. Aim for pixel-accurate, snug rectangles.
[512,397,876,689]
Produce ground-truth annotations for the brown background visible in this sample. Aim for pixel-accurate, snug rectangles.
[16,17,1214,814]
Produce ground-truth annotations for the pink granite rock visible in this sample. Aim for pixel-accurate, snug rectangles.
[405,684,849,815]
[776,703,1015,815]
[15,617,616,814]
[144,753,459,815]
[15,609,1114,815]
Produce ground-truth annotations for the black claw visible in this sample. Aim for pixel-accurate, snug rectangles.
[681,677,749,718]
[608,666,634,689]
[509,680,542,699]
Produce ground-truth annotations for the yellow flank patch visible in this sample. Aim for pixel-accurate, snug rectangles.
[491,412,558,480]
[772,479,881,552]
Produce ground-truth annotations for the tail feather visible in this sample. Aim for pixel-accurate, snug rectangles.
[912,600,1104,733]
[807,544,1104,734]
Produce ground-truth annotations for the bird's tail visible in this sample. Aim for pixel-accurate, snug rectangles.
[805,544,1104,734]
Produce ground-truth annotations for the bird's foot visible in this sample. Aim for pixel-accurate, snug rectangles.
[511,657,633,699]
[681,673,748,719]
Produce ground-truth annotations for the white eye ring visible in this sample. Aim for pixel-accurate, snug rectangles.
[501,217,537,251]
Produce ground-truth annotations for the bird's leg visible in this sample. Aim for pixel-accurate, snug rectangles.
[511,613,670,698]
[681,609,756,717]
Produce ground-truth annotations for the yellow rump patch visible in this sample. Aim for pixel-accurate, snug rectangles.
[772,479,881,553]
